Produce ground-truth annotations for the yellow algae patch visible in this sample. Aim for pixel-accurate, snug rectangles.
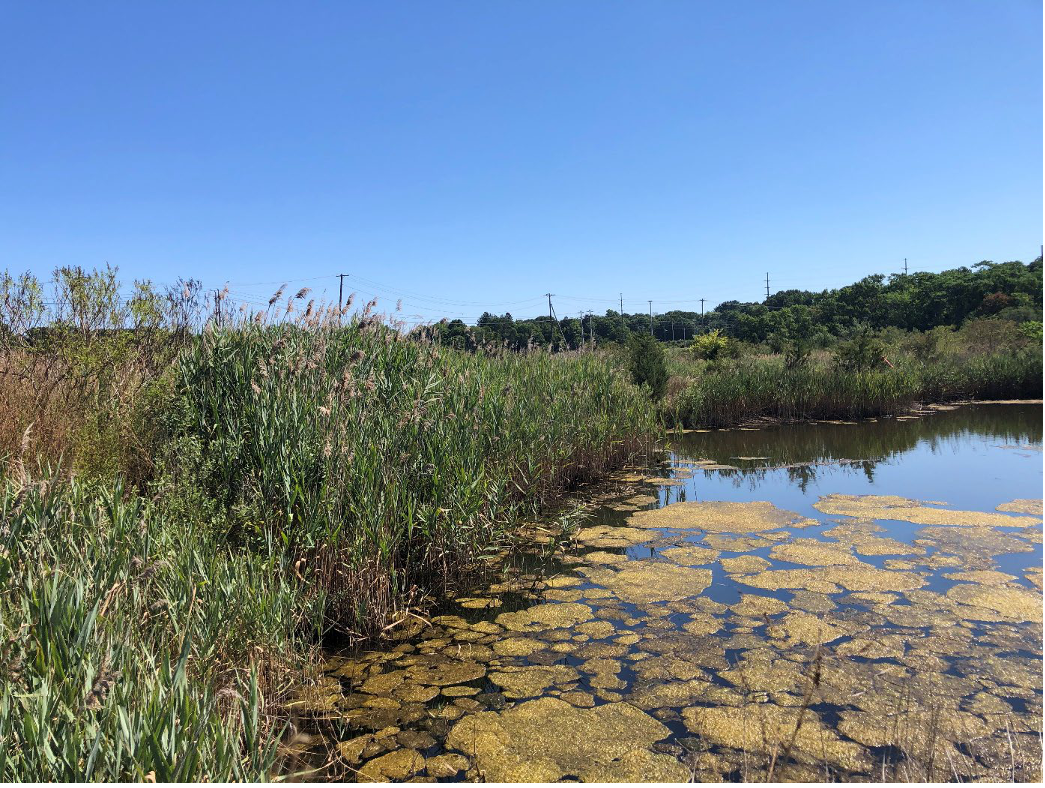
[624,494,659,506]
[997,498,1043,516]
[769,539,861,566]
[721,555,771,573]
[1026,567,1043,591]
[943,570,1019,585]
[445,696,686,783]
[577,620,616,639]
[732,594,789,617]
[850,536,924,556]
[766,611,855,646]
[574,525,650,549]
[584,550,629,565]
[488,665,579,698]
[683,613,722,636]
[682,704,868,772]
[442,685,480,697]
[945,584,1043,623]
[407,661,486,686]
[496,602,593,632]
[644,476,686,486]
[814,493,1041,527]
[358,749,425,781]
[703,532,789,551]
[580,561,712,604]
[835,634,906,660]
[629,679,717,710]
[544,575,582,589]
[737,564,924,594]
[393,683,440,703]
[360,670,408,695]
[426,754,469,779]
[629,500,816,533]
[492,637,546,657]
[916,525,1033,557]
[662,544,719,565]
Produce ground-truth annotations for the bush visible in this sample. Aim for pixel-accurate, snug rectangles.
[690,329,738,362]
[627,333,668,400]
[834,330,887,372]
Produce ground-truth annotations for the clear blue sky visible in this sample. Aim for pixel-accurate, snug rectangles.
[2,1,1041,324]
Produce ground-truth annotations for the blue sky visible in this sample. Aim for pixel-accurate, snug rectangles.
[2,1,1041,324]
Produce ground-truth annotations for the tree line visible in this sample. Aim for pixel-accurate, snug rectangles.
[424,258,1043,350]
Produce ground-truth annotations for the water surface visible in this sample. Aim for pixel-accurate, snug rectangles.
[302,404,1043,782]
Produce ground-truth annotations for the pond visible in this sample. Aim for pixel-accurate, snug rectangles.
[298,404,1043,782]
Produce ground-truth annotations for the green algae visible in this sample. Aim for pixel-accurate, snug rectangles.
[574,524,650,548]
[945,583,1043,623]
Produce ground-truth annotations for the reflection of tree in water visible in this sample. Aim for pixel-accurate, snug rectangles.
[672,405,1041,493]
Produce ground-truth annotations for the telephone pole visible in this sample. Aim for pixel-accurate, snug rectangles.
[903,258,908,276]
[648,300,653,336]
[338,273,349,310]
[699,298,705,333]
[620,293,625,335]
[765,273,770,301]
[545,293,555,322]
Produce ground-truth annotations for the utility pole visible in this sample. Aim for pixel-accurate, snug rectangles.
[338,273,349,310]
[620,293,625,335]
[648,300,653,336]
[671,320,675,342]
[903,258,908,276]
[699,298,705,333]
[765,273,770,301]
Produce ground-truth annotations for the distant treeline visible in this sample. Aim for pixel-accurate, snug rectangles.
[426,259,1043,350]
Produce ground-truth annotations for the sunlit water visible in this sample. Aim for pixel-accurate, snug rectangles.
[299,404,1043,782]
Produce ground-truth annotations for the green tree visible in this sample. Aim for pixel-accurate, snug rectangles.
[627,333,668,399]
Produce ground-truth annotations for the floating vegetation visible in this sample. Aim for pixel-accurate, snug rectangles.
[489,665,580,698]
[997,498,1044,515]
[629,499,817,533]
[445,697,689,782]
[946,583,1043,623]
[769,539,862,566]
[721,555,771,573]
[580,561,712,604]
[737,563,925,593]
[574,524,650,548]
[681,703,869,773]
[496,602,593,632]
[814,493,1042,527]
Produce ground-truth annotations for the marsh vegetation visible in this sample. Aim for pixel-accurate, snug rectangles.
[0,265,1040,782]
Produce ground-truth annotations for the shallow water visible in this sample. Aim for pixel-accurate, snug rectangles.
[300,404,1043,782]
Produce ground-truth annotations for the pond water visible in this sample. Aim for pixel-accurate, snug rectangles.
[300,404,1043,782]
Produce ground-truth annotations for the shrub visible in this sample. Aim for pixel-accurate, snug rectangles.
[690,329,737,362]
[627,333,668,400]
